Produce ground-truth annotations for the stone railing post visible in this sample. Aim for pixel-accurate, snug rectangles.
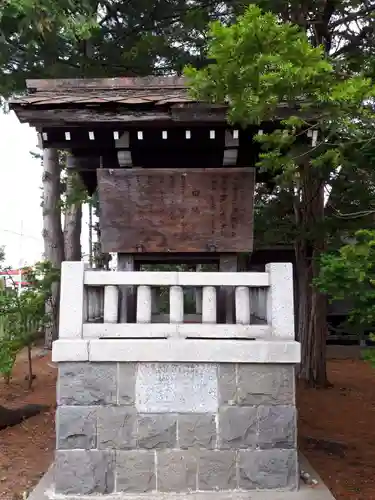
[266,262,294,338]
[59,261,85,338]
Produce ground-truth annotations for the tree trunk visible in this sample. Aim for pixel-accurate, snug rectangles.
[42,149,64,348]
[294,163,329,387]
[0,404,49,431]
[63,171,82,261]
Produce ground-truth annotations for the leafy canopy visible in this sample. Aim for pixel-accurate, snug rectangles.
[185,4,375,184]
[185,4,374,126]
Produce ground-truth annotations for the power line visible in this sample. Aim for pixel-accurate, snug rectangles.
[0,227,42,241]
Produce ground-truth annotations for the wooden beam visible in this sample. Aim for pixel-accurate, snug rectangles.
[12,107,173,127]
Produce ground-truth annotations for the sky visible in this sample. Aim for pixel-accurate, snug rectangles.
[0,110,90,269]
[0,111,43,268]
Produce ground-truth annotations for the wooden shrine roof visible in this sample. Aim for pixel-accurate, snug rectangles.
[9,76,311,129]
[10,77,193,107]
[9,76,232,127]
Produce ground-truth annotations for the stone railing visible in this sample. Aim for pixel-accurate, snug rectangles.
[53,261,299,364]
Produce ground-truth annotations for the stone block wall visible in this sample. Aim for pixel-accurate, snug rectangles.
[55,362,298,495]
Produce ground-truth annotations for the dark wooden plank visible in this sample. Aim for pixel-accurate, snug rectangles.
[98,168,255,253]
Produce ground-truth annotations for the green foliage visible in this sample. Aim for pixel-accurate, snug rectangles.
[185,5,333,125]
[360,348,375,368]
[0,312,24,384]
[0,246,5,264]
[184,5,375,179]
[0,261,60,384]
[0,0,250,97]
[317,230,375,330]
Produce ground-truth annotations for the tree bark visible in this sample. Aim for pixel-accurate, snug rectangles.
[0,404,49,431]
[63,171,82,261]
[42,149,65,348]
[294,162,329,387]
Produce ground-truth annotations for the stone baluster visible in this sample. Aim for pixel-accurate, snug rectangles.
[202,286,217,323]
[170,285,184,323]
[136,285,152,323]
[235,286,251,324]
[95,288,102,320]
[88,288,100,321]
[103,286,119,323]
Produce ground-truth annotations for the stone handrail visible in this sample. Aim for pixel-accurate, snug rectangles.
[53,261,299,364]
[58,261,294,341]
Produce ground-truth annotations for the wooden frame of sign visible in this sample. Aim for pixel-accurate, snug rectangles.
[97,167,255,254]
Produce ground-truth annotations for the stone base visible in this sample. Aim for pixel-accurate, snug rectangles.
[55,362,298,495]
[27,456,336,500]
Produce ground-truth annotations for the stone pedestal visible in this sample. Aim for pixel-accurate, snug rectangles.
[55,361,298,495]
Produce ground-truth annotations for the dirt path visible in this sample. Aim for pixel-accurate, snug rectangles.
[298,359,375,499]
[0,350,56,499]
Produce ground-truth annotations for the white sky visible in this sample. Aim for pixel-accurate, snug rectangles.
[0,111,89,269]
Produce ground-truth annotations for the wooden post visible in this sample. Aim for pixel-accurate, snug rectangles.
[117,253,135,323]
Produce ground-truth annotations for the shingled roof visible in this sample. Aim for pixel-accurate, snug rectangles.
[9,76,230,127]
[10,76,193,107]
[10,75,305,129]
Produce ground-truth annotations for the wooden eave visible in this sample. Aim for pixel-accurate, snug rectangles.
[9,76,231,127]
[10,77,320,136]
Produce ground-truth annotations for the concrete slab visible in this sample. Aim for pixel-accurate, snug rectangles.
[26,464,53,500]
[26,454,335,500]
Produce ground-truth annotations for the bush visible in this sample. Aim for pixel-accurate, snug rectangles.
[317,229,375,349]
[0,261,58,387]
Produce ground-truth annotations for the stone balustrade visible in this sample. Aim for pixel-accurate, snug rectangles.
[55,262,295,343]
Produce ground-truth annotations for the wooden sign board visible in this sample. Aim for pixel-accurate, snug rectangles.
[97,168,255,253]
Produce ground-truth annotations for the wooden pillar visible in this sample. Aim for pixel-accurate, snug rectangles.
[219,255,237,324]
[117,253,135,323]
